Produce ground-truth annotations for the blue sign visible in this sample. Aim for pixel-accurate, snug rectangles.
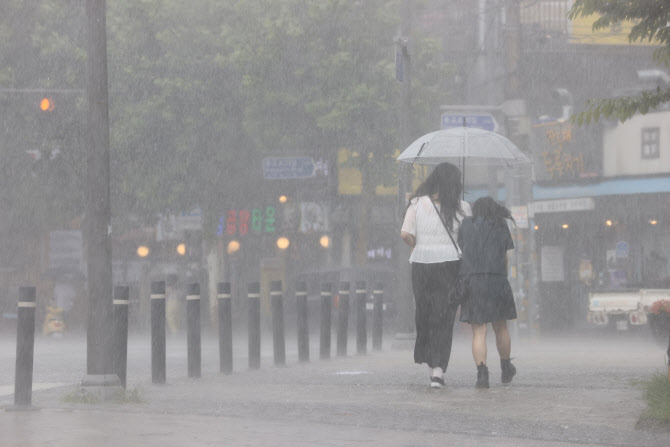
[262,157,315,179]
[616,241,629,259]
[441,113,498,132]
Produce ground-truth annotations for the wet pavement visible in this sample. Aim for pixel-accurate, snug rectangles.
[1,329,669,446]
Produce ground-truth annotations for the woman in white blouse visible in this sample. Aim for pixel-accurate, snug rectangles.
[400,162,471,388]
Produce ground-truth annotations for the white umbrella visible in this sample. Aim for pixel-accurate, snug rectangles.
[396,127,531,167]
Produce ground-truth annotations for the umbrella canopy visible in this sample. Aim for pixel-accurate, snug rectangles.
[396,127,531,167]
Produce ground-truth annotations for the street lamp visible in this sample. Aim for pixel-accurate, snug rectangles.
[276,237,290,250]
[227,240,240,254]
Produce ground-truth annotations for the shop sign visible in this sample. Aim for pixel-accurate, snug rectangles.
[530,197,594,215]
[616,241,629,259]
[299,202,328,233]
[531,121,601,182]
[218,207,276,236]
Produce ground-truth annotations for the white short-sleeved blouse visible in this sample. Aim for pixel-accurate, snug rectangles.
[401,196,471,263]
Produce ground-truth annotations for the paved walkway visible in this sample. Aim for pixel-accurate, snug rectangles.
[1,333,669,446]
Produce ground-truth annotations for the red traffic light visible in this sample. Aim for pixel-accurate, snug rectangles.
[40,97,54,111]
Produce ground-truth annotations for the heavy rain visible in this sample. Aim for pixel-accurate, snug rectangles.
[1,1,670,446]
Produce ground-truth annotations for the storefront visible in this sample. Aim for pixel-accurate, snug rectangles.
[531,177,670,332]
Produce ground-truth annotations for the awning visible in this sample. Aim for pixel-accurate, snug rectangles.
[465,175,670,202]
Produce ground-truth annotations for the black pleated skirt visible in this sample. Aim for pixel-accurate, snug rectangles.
[459,273,517,324]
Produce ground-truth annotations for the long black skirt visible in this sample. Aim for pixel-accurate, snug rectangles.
[411,261,460,371]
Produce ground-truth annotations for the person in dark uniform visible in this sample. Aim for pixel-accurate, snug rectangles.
[458,197,517,389]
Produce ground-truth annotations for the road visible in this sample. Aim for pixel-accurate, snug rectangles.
[0,329,669,446]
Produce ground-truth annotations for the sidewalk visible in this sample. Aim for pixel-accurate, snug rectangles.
[2,334,669,446]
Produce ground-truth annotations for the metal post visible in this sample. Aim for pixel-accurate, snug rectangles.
[217,282,233,374]
[85,0,113,379]
[150,281,166,384]
[355,281,367,355]
[394,0,415,338]
[270,280,286,366]
[372,283,384,351]
[13,286,36,409]
[247,282,261,369]
[186,283,201,378]
[336,281,350,357]
[112,286,129,388]
[320,282,332,360]
[295,281,309,362]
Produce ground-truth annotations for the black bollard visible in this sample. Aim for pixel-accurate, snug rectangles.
[248,282,261,369]
[150,281,166,384]
[355,281,367,355]
[320,282,332,360]
[186,283,201,378]
[295,281,309,362]
[372,283,384,351]
[336,281,350,357]
[270,280,286,366]
[112,286,129,388]
[13,286,36,409]
[217,282,233,374]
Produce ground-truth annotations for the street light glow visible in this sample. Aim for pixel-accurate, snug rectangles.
[176,243,186,255]
[279,195,288,204]
[276,237,290,250]
[319,235,330,248]
[40,97,54,111]
[227,240,240,254]
[137,245,150,257]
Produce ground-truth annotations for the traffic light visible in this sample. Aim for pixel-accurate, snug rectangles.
[39,97,54,112]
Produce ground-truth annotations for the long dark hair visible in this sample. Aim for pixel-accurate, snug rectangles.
[407,162,463,230]
[472,196,515,226]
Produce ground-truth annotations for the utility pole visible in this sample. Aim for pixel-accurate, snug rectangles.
[503,0,537,338]
[394,0,414,337]
[82,0,120,396]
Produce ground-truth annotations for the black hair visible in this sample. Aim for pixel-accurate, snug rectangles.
[472,196,515,226]
[407,162,463,230]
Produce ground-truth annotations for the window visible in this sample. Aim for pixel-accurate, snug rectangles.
[641,127,660,159]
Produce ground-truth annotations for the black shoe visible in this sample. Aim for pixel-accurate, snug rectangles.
[476,363,489,389]
[501,358,516,384]
[430,376,445,388]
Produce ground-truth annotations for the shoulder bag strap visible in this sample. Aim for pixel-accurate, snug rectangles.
[429,197,462,258]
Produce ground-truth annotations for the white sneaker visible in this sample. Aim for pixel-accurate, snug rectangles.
[430,376,445,388]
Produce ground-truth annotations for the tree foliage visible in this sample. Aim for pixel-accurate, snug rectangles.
[569,0,670,123]
[1,0,454,245]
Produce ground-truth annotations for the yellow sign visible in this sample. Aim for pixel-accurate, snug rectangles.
[337,149,430,196]
[570,14,659,46]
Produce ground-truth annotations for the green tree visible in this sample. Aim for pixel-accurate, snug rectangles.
[569,0,670,124]
[2,0,455,267]
[0,1,86,270]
